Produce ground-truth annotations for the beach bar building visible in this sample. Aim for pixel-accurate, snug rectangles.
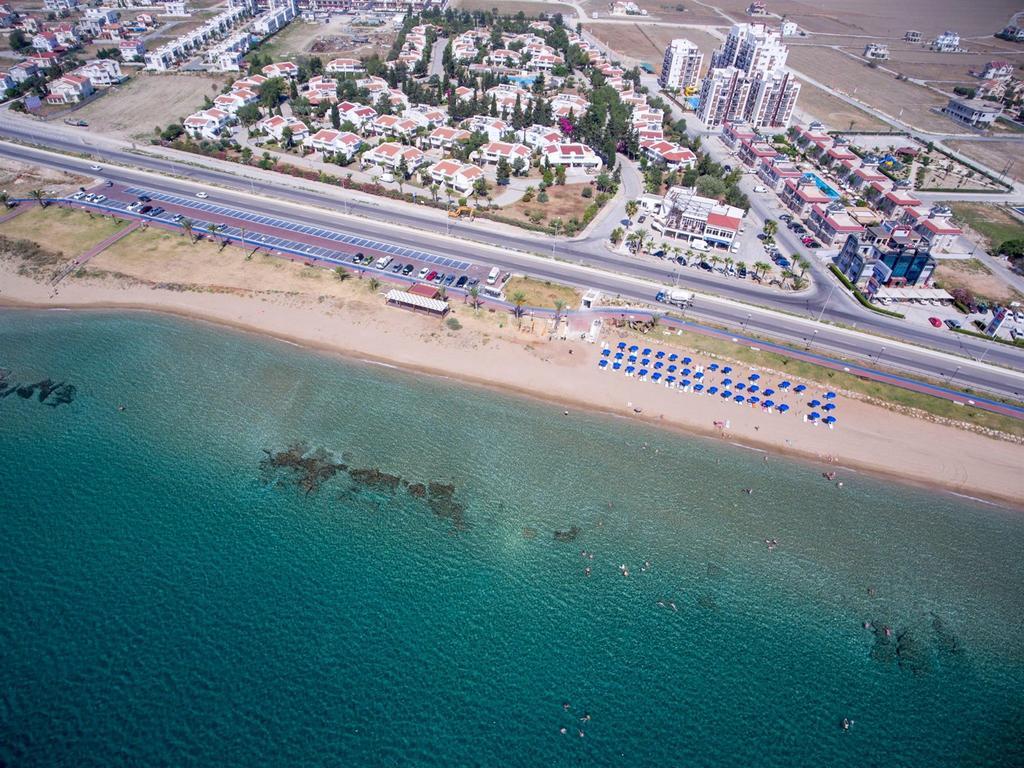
[385,288,450,316]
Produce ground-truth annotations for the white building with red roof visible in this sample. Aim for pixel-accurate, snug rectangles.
[361,142,426,174]
[463,115,509,142]
[721,120,756,148]
[476,141,532,165]
[642,140,697,170]
[522,124,563,149]
[781,177,835,218]
[45,73,93,104]
[649,186,745,249]
[183,107,231,140]
[305,129,362,160]
[849,164,889,193]
[807,204,865,248]
[542,143,602,170]
[232,74,266,91]
[424,126,472,151]
[326,58,364,75]
[369,114,421,140]
[256,114,309,143]
[119,39,145,61]
[337,101,377,128]
[426,159,484,195]
[877,186,922,217]
[261,61,299,79]
[756,158,802,192]
[214,88,258,113]
[737,138,777,168]
[906,207,963,252]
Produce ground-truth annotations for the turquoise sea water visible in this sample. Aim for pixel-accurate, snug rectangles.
[1,309,1023,766]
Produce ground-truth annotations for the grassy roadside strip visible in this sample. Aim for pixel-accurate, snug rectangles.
[952,326,1024,349]
[828,264,905,319]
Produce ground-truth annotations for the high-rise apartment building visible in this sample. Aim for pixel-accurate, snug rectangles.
[658,38,704,92]
[697,22,800,130]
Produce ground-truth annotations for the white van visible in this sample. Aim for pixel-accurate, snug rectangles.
[375,255,393,270]
[486,267,500,285]
[481,285,504,300]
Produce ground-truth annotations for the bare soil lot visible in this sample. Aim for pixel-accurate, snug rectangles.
[944,140,1024,184]
[583,0,727,25]
[503,182,593,224]
[251,18,394,61]
[786,45,953,132]
[0,160,90,200]
[933,259,1018,304]
[68,72,230,140]
[584,23,721,70]
[792,80,889,131]
[453,0,580,17]
[711,0,1016,37]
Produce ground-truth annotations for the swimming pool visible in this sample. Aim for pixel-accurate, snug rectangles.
[803,172,840,199]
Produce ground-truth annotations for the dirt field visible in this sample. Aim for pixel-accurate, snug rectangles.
[1,207,128,256]
[67,72,230,140]
[710,0,1017,37]
[0,161,91,200]
[933,259,1018,303]
[581,0,727,25]
[502,275,580,308]
[583,22,721,70]
[945,140,1024,184]
[503,182,594,224]
[948,203,1024,249]
[786,45,953,132]
[453,0,580,17]
[250,18,394,61]
[791,80,890,131]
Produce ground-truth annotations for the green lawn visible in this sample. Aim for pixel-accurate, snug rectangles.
[948,203,1024,249]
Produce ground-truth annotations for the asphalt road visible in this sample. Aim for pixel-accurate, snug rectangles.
[2,134,1024,402]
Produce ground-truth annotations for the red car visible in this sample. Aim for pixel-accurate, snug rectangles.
[425,270,437,282]
[928,317,942,328]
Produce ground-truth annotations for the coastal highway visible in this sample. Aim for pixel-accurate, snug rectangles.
[2,137,1024,402]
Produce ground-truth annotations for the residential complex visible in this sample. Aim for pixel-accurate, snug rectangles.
[658,38,704,92]
[697,23,800,129]
[643,186,745,249]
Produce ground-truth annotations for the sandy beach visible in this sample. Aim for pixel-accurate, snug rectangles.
[2,239,1023,510]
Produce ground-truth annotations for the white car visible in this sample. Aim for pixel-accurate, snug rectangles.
[417,267,429,279]
[195,191,209,199]
[89,164,102,171]
[753,185,768,193]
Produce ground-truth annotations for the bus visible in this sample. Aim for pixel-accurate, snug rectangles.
[486,267,500,285]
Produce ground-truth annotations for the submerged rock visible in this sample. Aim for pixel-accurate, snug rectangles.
[347,467,402,493]
[930,613,962,656]
[697,594,718,612]
[522,527,538,539]
[426,481,466,529]
[554,526,581,542]
[260,443,346,494]
[407,483,427,498]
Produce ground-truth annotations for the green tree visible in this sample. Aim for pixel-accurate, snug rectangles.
[236,103,261,126]
[180,217,195,243]
[762,219,778,238]
[496,157,510,186]
[511,290,527,327]
[468,285,480,312]
[334,266,350,282]
[30,188,47,208]
[555,164,566,186]
[367,276,381,292]
[330,102,340,130]
[281,126,294,149]
[609,226,624,245]
[625,200,639,220]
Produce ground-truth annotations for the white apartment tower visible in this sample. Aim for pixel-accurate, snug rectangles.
[697,22,800,130]
[658,38,704,91]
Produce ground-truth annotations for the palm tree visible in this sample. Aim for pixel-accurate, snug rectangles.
[468,285,480,313]
[625,200,639,221]
[723,256,734,271]
[510,290,527,327]
[206,222,222,245]
[437,285,447,301]
[791,275,808,291]
[634,227,648,253]
[625,231,641,253]
[334,266,350,282]
[709,253,722,271]
[762,219,778,238]
[0,191,9,209]
[30,188,47,208]
[180,217,195,243]
[367,276,381,292]
[780,269,794,288]
[796,256,810,278]
[430,183,440,203]
[753,261,771,280]
[553,298,566,327]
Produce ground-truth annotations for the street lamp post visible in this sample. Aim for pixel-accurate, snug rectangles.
[874,345,886,366]
[741,312,751,331]
[806,329,818,351]
[947,365,961,386]
[816,280,839,323]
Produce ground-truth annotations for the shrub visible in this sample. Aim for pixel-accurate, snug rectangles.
[537,190,549,203]
[445,317,462,330]
[581,186,593,198]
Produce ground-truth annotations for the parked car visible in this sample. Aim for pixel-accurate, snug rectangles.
[638,215,647,224]
[89,164,102,171]
[928,317,943,328]
[391,262,404,273]
[806,242,820,249]
[71,191,84,200]
[779,213,793,222]
[753,185,768,193]
[138,195,151,202]
[455,275,468,288]
[737,264,748,278]
[775,257,791,269]
[425,270,437,282]
[402,264,414,276]
[150,207,164,217]
[418,267,430,278]
[444,274,456,285]
[944,319,961,330]
[466,278,480,288]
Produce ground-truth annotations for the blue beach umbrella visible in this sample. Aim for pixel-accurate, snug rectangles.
[749,373,760,381]
[612,362,622,371]
[615,352,624,360]
[722,390,732,398]
[629,345,639,353]
[667,365,678,373]
[735,382,746,391]
[639,368,649,377]
[722,377,732,386]
[809,411,821,420]
[666,376,676,386]
[625,365,635,375]
[652,372,662,382]
[668,353,679,362]
[778,403,790,413]
[617,342,627,350]
[762,388,774,396]
[681,378,691,388]
[708,386,719,395]
[628,355,637,363]
[825,392,836,399]
[601,348,611,356]
[598,359,608,368]
[641,358,651,366]
[709,363,719,371]
[808,399,821,408]
[824,416,837,425]
[654,361,664,369]
[642,348,652,356]
[823,403,836,412]
[722,366,732,374]
[762,399,774,408]
[794,384,807,394]
[694,383,704,392]
[748,385,759,393]
[779,381,791,390]
[682,368,691,376]
[694,371,704,379]
[682,356,693,365]
[734,395,745,403]
[655,351,665,359]
[749,396,760,405]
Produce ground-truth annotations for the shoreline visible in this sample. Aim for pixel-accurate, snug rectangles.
[4,290,1024,512]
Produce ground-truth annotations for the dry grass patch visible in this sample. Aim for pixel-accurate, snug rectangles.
[944,140,1024,184]
[503,276,580,309]
[0,160,90,198]
[1,206,128,255]
[503,183,593,226]
[583,23,721,69]
[792,80,889,132]
[948,203,1024,249]
[932,259,1020,304]
[454,0,578,15]
[70,72,230,140]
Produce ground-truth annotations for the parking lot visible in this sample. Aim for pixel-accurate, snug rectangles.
[66,184,492,293]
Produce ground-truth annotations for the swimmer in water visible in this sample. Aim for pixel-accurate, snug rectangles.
[581,713,591,723]
[559,727,567,735]
[669,601,678,612]
[842,718,851,731]
[578,730,585,738]
[657,600,666,608]
[563,702,571,711]
[584,566,591,577]
[742,488,753,495]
